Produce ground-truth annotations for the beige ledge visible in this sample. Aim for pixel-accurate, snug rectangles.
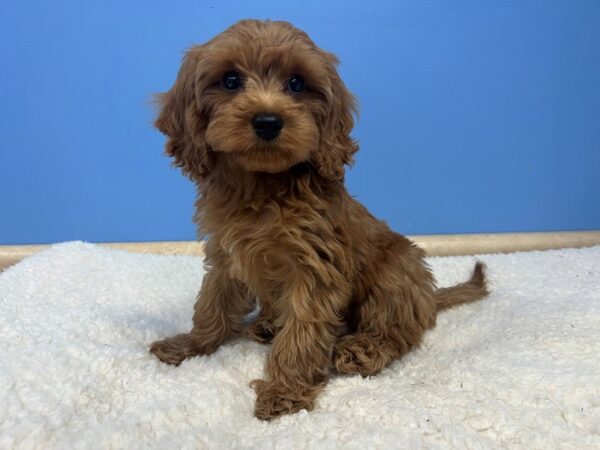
[1,231,599,272]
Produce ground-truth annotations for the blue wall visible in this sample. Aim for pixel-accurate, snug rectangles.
[1,1,599,244]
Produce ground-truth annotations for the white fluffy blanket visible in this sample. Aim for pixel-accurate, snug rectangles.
[1,242,599,449]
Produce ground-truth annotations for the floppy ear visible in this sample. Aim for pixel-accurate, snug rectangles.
[312,52,358,181]
[155,47,212,180]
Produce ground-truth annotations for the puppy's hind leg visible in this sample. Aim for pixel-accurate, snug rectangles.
[334,293,434,376]
[244,299,277,344]
[334,247,437,376]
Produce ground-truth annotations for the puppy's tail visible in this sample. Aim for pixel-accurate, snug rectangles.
[435,261,489,311]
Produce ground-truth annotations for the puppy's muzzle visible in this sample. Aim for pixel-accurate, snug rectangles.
[252,113,283,141]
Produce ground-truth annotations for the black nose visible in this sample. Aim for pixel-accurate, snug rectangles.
[252,113,283,141]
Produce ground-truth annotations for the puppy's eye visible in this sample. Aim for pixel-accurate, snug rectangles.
[288,74,304,94]
[222,71,242,91]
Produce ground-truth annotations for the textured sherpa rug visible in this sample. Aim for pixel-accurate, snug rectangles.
[1,242,599,449]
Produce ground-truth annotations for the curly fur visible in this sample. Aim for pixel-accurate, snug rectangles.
[150,19,489,420]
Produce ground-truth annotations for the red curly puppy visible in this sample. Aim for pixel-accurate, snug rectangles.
[150,19,488,420]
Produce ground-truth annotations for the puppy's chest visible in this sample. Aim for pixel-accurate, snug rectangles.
[211,200,326,283]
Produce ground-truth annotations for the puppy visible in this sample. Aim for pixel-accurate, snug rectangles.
[150,19,488,420]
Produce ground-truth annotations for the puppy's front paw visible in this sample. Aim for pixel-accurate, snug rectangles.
[150,333,201,366]
[251,379,317,420]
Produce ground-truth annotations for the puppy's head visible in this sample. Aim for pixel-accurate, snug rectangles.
[155,20,357,181]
